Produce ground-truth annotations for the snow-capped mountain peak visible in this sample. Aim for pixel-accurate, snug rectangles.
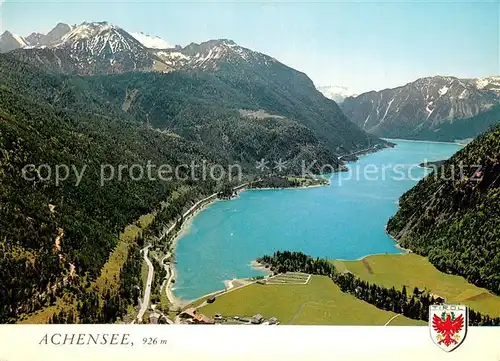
[10,32,28,47]
[130,32,173,49]
[11,21,166,75]
[474,76,500,93]
[153,38,275,71]
[58,22,118,45]
[317,85,357,103]
[53,21,148,57]
[0,31,29,53]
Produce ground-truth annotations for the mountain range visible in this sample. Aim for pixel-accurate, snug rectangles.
[4,21,499,143]
[0,22,173,52]
[2,21,387,155]
[342,76,500,141]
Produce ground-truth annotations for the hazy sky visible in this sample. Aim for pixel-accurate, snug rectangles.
[1,0,499,93]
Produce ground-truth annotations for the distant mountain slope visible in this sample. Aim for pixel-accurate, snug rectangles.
[387,125,500,294]
[38,22,72,45]
[342,76,500,140]
[0,23,72,52]
[12,22,168,74]
[474,76,500,93]
[95,71,350,171]
[25,32,45,46]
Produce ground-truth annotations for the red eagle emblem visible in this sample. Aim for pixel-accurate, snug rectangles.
[432,312,465,347]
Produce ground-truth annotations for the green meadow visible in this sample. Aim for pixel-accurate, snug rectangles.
[199,275,424,325]
[332,253,500,317]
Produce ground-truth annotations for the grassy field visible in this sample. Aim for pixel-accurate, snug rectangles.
[332,253,500,317]
[199,275,424,325]
[95,212,156,296]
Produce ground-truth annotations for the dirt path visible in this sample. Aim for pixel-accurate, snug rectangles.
[384,314,401,326]
[362,259,374,274]
[289,301,337,324]
[193,279,256,311]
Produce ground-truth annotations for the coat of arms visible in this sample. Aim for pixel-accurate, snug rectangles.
[429,304,468,352]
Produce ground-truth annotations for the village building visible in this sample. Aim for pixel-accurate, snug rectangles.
[430,293,446,304]
[149,312,160,324]
[269,317,278,325]
[179,308,215,324]
[251,314,264,324]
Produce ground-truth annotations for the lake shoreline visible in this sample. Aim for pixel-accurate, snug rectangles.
[383,138,465,146]
[250,260,272,275]
[168,140,452,304]
[247,183,329,191]
[167,180,330,305]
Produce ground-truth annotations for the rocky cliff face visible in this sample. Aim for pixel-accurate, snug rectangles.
[342,76,500,140]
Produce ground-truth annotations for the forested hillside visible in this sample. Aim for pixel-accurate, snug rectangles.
[0,56,222,322]
[88,71,344,172]
[387,126,500,295]
[0,53,387,322]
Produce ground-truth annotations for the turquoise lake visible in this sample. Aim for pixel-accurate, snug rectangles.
[174,140,462,300]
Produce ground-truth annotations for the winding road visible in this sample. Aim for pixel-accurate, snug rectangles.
[137,246,154,322]
[160,252,178,307]
[134,183,253,322]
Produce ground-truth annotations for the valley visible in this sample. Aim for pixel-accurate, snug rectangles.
[0,15,499,328]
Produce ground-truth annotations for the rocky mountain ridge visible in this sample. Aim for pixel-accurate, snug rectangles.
[342,75,500,141]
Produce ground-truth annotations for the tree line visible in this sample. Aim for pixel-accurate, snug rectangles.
[48,241,143,324]
[259,251,500,326]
